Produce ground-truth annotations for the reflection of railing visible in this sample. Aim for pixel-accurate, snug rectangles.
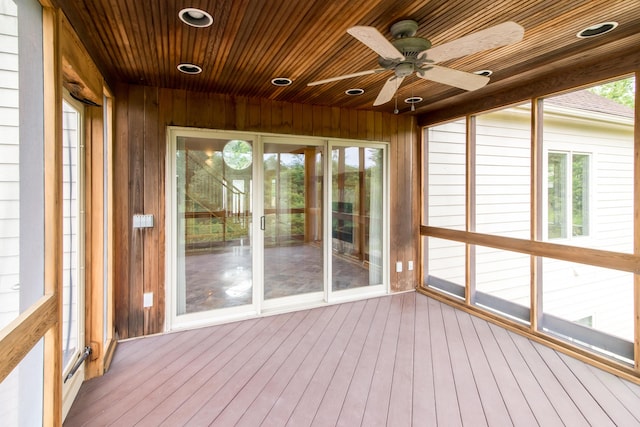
[183,150,250,252]
[183,209,250,251]
[185,150,245,196]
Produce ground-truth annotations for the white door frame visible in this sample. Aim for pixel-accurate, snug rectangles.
[165,127,389,331]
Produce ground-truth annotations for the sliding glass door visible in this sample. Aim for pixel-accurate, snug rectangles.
[168,129,388,328]
[174,135,254,316]
[263,141,324,303]
[331,145,385,292]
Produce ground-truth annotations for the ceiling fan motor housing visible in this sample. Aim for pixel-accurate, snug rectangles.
[378,36,432,75]
[391,37,431,57]
[394,62,415,77]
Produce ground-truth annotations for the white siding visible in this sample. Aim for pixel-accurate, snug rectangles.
[541,104,634,340]
[426,119,466,230]
[0,2,19,425]
[476,106,531,239]
[0,0,19,332]
[425,97,635,343]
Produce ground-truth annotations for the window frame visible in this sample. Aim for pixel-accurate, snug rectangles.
[544,150,592,241]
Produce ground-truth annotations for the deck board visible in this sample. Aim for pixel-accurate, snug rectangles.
[508,332,588,427]
[309,298,378,426]
[556,352,640,426]
[234,305,340,427]
[387,293,416,427]
[533,342,617,426]
[441,303,487,427]
[471,315,538,426]
[428,298,463,426]
[286,300,367,426]
[335,292,391,426]
[411,291,437,425]
[64,292,640,426]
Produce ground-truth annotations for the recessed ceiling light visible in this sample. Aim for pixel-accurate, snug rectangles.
[179,8,213,28]
[404,96,423,104]
[577,22,618,38]
[271,77,293,86]
[177,63,202,74]
[345,88,364,95]
[473,69,493,77]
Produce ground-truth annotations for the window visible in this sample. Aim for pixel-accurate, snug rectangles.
[547,151,590,239]
[422,75,636,365]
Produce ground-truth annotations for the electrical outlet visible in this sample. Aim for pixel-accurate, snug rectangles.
[143,292,153,308]
[396,261,403,273]
[408,260,414,271]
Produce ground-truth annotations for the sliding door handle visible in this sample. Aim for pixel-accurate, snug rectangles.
[260,216,265,230]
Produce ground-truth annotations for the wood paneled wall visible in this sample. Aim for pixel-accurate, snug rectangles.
[114,84,419,338]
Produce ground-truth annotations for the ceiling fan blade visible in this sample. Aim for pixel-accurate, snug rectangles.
[347,26,405,61]
[307,68,385,86]
[373,75,405,106]
[417,65,489,91]
[422,21,524,64]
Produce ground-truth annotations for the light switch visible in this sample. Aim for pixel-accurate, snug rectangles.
[396,261,403,273]
[133,214,154,229]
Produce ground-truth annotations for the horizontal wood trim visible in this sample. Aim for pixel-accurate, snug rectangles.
[0,294,58,383]
[421,226,640,274]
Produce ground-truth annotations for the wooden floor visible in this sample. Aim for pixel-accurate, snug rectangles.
[64,292,640,426]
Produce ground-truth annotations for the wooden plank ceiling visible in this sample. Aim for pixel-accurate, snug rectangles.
[56,0,640,116]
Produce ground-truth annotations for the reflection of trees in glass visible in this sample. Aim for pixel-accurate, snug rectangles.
[572,154,589,237]
[264,153,306,239]
[181,145,252,247]
[547,152,566,239]
[223,140,252,170]
[547,152,590,239]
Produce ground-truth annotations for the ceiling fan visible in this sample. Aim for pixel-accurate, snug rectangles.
[308,20,525,107]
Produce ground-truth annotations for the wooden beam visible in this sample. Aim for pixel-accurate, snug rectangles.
[418,44,640,127]
[465,116,475,305]
[84,104,106,379]
[635,70,640,372]
[0,295,57,382]
[60,15,103,105]
[422,226,640,275]
[42,6,63,427]
[530,98,542,332]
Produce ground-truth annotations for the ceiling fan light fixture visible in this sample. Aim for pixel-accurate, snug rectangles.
[404,96,423,104]
[345,88,364,96]
[179,8,213,27]
[177,63,202,74]
[473,69,493,77]
[271,77,293,86]
[577,22,618,38]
